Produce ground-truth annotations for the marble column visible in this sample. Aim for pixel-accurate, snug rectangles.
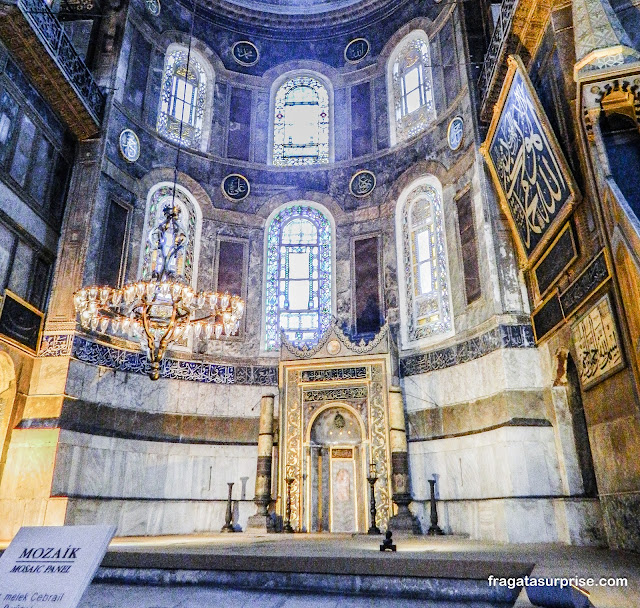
[246,394,275,532]
[387,386,421,534]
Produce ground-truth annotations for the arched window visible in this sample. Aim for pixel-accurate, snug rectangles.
[157,47,211,150]
[141,183,202,287]
[264,205,332,350]
[397,179,452,344]
[273,76,330,166]
[388,31,435,145]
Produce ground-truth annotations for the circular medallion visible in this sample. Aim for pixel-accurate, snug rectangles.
[221,173,250,202]
[447,116,464,151]
[326,339,341,355]
[119,129,140,162]
[232,41,259,67]
[344,38,369,64]
[349,170,376,198]
[145,0,160,16]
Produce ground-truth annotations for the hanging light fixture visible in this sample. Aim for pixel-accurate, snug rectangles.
[73,0,245,380]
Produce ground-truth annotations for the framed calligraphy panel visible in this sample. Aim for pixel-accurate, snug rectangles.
[481,56,580,268]
[571,294,625,389]
[221,173,250,202]
[531,290,564,343]
[349,170,376,197]
[532,223,578,299]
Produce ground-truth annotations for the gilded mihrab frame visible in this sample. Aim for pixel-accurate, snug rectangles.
[481,55,581,269]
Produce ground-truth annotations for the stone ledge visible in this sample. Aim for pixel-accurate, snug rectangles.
[93,568,524,605]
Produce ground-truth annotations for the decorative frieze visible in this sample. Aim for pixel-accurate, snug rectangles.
[301,367,368,382]
[400,324,534,377]
[303,386,367,402]
[69,336,278,386]
[560,250,610,318]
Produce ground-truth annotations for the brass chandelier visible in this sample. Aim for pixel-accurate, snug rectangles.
[74,204,245,381]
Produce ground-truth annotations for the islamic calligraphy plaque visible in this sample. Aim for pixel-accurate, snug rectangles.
[560,250,610,318]
[0,290,43,353]
[344,38,370,64]
[119,129,140,162]
[232,41,259,67]
[447,116,464,151]
[221,173,250,202]
[349,170,376,198]
[481,56,579,267]
[145,0,160,16]
[571,295,624,389]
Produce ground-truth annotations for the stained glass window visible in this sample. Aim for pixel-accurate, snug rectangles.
[273,76,329,166]
[142,185,198,285]
[265,205,332,350]
[390,34,435,144]
[401,183,451,341]
[157,49,207,149]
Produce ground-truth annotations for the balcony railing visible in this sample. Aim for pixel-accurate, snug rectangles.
[16,0,104,123]
[478,0,518,105]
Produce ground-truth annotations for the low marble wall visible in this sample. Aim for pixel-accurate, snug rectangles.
[52,430,258,508]
[64,498,256,535]
[411,496,605,545]
[408,425,563,501]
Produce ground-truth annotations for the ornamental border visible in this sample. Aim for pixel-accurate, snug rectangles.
[400,324,534,377]
[65,335,278,386]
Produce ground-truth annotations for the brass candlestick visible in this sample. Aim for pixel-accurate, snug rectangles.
[367,463,380,535]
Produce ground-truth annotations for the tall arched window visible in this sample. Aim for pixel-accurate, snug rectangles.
[264,205,332,350]
[141,183,202,287]
[388,31,435,145]
[157,46,212,150]
[397,179,452,344]
[272,76,330,166]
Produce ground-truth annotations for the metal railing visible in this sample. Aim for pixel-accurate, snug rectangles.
[478,0,518,103]
[16,0,104,123]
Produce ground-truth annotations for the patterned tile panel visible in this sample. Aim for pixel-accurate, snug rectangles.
[400,324,534,377]
[71,336,278,386]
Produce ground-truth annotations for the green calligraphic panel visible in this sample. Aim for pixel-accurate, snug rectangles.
[488,69,573,259]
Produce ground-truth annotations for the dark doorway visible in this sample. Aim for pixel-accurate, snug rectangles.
[566,355,598,497]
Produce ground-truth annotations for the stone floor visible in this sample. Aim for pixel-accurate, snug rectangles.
[7,533,639,608]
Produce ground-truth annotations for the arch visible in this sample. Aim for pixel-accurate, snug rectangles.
[387,29,436,146]
[139,182,203,288]
[262,201,335,351]
[156,43,215,152]
[395,175,453,347]
[269,71,333,166]
[306,401,367,444]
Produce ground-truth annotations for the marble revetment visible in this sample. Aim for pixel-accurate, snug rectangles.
[0,525,115,608]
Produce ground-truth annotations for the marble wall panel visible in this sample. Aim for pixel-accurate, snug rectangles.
[66,359,278,418]
[411,496,603,544]
[64,497,255,535]
[53,431,258,502]
[403,347,544,413]
[408,425,562,501]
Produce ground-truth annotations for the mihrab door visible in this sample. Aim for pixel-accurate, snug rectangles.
[279,354,394,534]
